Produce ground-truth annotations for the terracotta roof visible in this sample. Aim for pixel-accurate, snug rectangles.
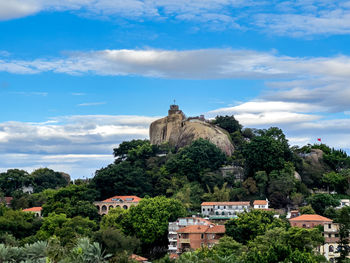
[201,201,250,206]
[102,195,142,203]
[289,214,332,222]
[177,224,225,234]
[130,254,148,261]
[22,207,42,212]
[253,200,268,205]
[206,225,225,233]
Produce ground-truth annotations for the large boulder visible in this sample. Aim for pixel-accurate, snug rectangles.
[150,105,234,156]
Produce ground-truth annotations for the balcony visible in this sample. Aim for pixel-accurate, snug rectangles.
[168,245,177,251]
[179,238,190,243]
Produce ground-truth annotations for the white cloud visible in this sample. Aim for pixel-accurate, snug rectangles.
[1,0,350,37]
[0,0,40,20]
[1,49,350,81]
[0,114,158,178]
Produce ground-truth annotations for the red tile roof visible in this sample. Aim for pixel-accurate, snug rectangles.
[206,225,225,233]
[102,195,141,203]
[130,254,148,261]
[289,214,332,222]
[177,224,225,234]
[253,200,268,205]
[22,207,42,212]
[201,201,250,206]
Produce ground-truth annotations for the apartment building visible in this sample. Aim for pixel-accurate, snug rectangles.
[177,225,225,253]
[168,217,213,254]
[94,195,141,215]
[201,201,250,218]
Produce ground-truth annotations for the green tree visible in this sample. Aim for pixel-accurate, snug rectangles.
[113,139,151,163]
[123,196,186,258]
[225,209,288,244]
[336,206,350,262]
[0,205,42,240]
[0,169,33,196]
[202,182,230,202]
[243,127,293,175]
[42,184,99,221]
[212,115,242,134]
[91,162,153,200]
[94,227,140,255]
[31,168,69,193]
[299,205,315,214]
[100,207,128,230]
[165,139,226,182]
[307,194,340,215]
[37,213,97,246]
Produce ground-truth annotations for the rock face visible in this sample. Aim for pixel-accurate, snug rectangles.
[150,105,234,155]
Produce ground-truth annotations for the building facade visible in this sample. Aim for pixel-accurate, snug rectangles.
[289,214,333,228]
[168,217,213,254]
[94,195,141,215]
[253,200,269,209]
[177,225,225,253]
[201,201,250,218]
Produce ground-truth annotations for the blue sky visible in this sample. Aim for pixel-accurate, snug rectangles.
[1,0,350,179]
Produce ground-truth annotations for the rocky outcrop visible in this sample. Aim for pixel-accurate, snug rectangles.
[150,105,234,155]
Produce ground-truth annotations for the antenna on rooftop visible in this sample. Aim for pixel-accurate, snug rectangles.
[173,99,176,105]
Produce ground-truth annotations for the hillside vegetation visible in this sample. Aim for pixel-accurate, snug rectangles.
[0,115,350,262]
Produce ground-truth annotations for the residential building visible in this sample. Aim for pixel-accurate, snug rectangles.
[168,217,213,254]
[289,214,332,228]
[22,207,42,217]
[94,195,141,215]
[177,225,225,253]
[336,199,350,209]
[0,197,13,208]
[319,223,341,262]
[253,199,269,209]
[201,201,250,219]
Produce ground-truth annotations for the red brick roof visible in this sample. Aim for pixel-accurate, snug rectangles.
[253,200,268,205]
[102,195,141,203]
[177,224,225,234]
[289,214,332,222]
[201,201,250,206]
[22,207,42,212]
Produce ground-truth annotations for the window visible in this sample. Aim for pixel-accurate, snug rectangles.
[329,245,334,253]
[202,208,205,212]
[224,206,226,209]
[302,224,306,228]
[329,224,332,229]
[201,234,204,239]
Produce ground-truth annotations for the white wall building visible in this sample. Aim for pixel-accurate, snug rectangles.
[253,199,269,209]
[201,202,250,218]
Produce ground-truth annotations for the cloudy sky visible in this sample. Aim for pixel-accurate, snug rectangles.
[1,0,350,179]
